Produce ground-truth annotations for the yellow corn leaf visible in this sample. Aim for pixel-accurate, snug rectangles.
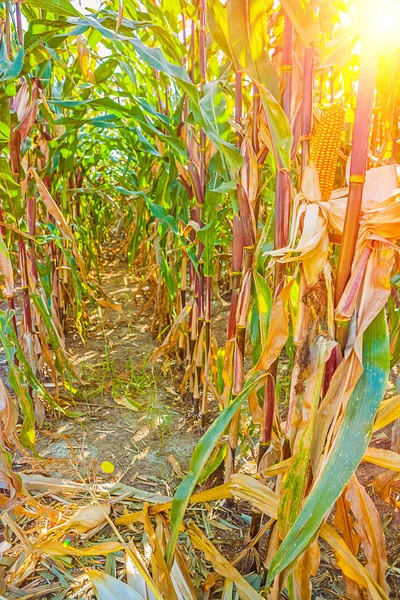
[260,457,292,478]
[115,483,233,525]
[363,447,400,472]
[373,394,400,431]
[115,509,144,526]
[346,476,389,595]
[188,521,264,600]
[168,455,185,479]
[293,538,320,600]
[230,473,278,519]
[13,496,65,524]
[155,516,198,600]
[116,0,123,35]
[222,579,234,599]
[320,524,390,600]
[142,507,178,600]
[33,540,123,556]
[126,543,164,600]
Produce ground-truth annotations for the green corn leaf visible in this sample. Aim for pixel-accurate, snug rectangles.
[0,98,10,150]
[0,311,55,408]
[130,38,198,104]
[227,0,279,98]
[166,371,267,565]
[257,84,293,171]
[197,222,217,277]
[0,47,24,83]
[253,271,272,348]
[266,309,389,585]
[27,0,81,17]
[199,82,243,172]
[207,0,236,66]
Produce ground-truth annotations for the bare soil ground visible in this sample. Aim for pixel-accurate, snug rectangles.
[28,253,201,492]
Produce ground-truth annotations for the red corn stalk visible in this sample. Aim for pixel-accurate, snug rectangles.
[250,14,293,540]
[5,4,12,59]
[335,49,378,310]
[300,47,315,174]
[27,196,39,287]
[227,215,244,341]
[282,14,293,120]
[235,71,243,147]
[15,3,23,46]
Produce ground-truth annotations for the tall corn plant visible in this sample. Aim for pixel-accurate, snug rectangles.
[158,1,400,597]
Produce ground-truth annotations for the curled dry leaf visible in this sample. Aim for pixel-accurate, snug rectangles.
[346,476,389,595]
[168,455,185,479]
[33,540,123,557]
[0,376,18,441]
[230,473,278,519]
[372,470,400,507]
[113,396,139,411]
[334,490,361,600]
[63,503,111,533]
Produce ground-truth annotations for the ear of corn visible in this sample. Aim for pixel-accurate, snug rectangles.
[310,104,345,201]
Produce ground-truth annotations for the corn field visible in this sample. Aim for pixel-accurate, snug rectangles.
[0,0,400,598]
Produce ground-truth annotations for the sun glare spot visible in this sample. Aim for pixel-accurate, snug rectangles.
[360,0,400,53]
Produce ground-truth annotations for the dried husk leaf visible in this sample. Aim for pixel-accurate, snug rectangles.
[33,540,123,556]
[334,490,362,600]
[63,503,111,533]
[230,473,278,519]
[320,524,389,600]
[346,477,390,594]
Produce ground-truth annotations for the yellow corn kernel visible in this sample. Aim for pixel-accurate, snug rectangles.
[310,104,345,201]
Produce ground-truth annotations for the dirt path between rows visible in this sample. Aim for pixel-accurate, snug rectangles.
[20,253,200,493]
